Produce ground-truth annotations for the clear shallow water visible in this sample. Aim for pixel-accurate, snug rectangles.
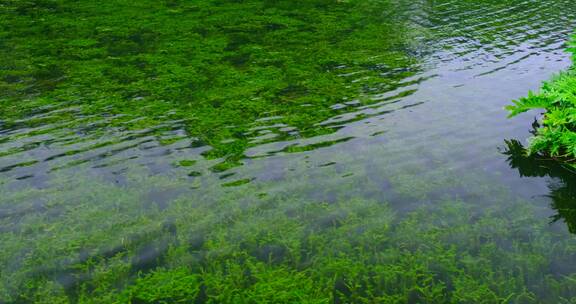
[2,0,576,302]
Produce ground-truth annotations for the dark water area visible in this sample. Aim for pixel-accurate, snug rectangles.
[2,0,576,302]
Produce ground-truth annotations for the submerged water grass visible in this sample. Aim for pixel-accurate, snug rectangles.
[1,167,576,303]
[2,0,576,303]
[0,0,420,172]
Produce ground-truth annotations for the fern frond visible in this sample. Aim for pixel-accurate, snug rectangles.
[506,91,551,117]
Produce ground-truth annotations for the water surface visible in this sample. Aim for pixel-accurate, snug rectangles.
[2,0,576,302]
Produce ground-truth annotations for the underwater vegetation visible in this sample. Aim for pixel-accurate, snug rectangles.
[2,169,576,303]
[0,0,421,171]
[506,33,576,163]
[2,0,576,303]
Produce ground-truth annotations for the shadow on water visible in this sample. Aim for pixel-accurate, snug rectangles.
[503,129,576,234]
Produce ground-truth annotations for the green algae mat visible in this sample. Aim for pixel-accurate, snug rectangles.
[2,0,576,303]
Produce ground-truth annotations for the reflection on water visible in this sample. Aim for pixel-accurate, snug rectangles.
[504,137,576,234]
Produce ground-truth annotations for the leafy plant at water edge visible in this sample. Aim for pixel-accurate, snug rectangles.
[506,34,576,161]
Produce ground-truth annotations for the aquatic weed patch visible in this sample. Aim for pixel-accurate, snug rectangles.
[0,0,421,169]
[3,0,576,303]
[1,171,576,303]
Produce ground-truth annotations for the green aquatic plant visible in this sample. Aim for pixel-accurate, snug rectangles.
[2,167,576,303]
[506,33,576,162]
[0,0,421,171]
[3,1,576,303]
